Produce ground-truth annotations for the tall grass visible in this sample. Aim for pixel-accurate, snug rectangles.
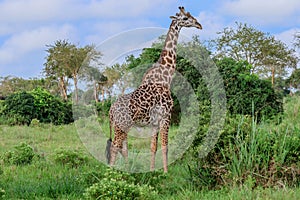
[226,115,272,182]
[189,96,300,189]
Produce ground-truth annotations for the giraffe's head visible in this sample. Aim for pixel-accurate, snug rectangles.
[170,6,202,29]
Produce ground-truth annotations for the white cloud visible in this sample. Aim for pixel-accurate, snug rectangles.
[221,0,300,26]
[84,19,158,45]
[94,27,168,66]
[84,0,168,18]
[0,24,76,64]
[0,0,176,23]
[0,0,68,23]
[0,0,177,38]
[275,28,300,47]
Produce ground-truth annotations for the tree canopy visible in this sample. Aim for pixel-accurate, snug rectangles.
[212,22,298,87]
[44,40,102,102]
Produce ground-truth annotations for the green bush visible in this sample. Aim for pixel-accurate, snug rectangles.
[2,92,35,125]
[0,188,5,199]
[217,58,283,120]
[95,99,112,118]
[0,88,73,125]
[53,149,88,168]
[2,142,36,165]
[0,100,4,115]
[0,165,3,176]
[29,118,40,127]
[30,87,73,125]
[83,168,158,200]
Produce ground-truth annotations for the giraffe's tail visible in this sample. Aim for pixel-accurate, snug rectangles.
[105,119,112,164]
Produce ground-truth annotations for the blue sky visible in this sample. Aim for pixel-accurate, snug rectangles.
[0,0,299,78]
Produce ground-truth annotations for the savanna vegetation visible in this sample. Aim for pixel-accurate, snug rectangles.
[0,23,299,199]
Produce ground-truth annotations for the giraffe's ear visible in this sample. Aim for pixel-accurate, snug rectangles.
[170,16,177,20]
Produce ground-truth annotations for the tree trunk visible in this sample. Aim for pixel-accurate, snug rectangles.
[73,73,78,104]
[271,66,275,88]
[59,76,68,100]
[93,81,99,103]
[101,89,105,102]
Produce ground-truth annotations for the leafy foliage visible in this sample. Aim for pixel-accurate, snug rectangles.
[287,68,300,89]
[44,40,102,101]
[0,76,57,97]
[217,57,283,120]
[95,99,112,119]
[30,87,73,125]
[83,168,158,200]
[212,22,298,87]
[0,188,5,199]
[53,149,88,168]
[2,142,36,165]
[0,88,73,125]
[2,91,35,125]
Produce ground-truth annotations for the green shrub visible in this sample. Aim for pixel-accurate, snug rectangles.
[53,149,88,168]
[95,99,112,118]
[30,118,40,127]
[0,165,3,176]
[0,89,73,125]
[2,92,35,125]
[0,188,5,199]
[0,100,5,115]
[2,142,36,165]
[83,168,158,200]
[216,58,283,121]
[30,87,73,125]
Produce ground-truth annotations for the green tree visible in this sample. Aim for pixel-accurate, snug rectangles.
[216,57,283,120]
[287,68,300,89]
[259,36,297,86]
[0,76,56,97]
[80,65,107,103]
[44,40,73,100]
[103,66,122,98]
[113,63,134,95]
[68,44,102,104]
[212,22,297,87]
[44,40,102,102]
[212,22,266,70]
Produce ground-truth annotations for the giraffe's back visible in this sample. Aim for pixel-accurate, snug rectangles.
[109,83,173,132]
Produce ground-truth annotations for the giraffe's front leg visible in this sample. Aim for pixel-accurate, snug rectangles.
[121,138,128,163]
[109,126,127,166]
[160,121,170,173]
[109,143,118,166]
[150,128,159,171]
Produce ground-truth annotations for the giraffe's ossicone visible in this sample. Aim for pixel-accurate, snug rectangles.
[106,6,202,173]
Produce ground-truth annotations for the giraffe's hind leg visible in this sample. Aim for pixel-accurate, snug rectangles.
[109,126,128,166]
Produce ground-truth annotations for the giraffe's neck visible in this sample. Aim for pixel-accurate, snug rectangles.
[159,20,181,68]
[141,21,181,87]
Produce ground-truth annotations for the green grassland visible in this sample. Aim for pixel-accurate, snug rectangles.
[0,96,300,199]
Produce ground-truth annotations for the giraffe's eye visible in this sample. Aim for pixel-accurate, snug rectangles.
[183,17,188,20]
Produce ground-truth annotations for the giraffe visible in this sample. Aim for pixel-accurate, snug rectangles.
[106,6,202,173]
